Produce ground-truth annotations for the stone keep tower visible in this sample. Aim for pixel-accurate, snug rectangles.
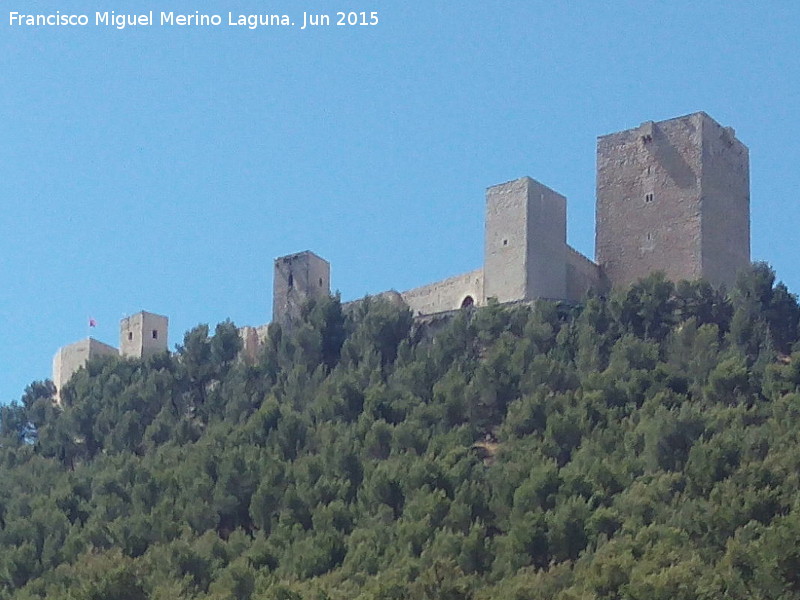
[484,177,567,303]
[272,251,331,325]
[596,112,750,290]
[120,311,169,359]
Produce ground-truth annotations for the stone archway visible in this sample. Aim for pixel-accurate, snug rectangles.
[460,295,475,309]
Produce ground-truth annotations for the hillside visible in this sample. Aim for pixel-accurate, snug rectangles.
[3,264,800,599]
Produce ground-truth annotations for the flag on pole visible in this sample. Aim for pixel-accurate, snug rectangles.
[89,318,97,328]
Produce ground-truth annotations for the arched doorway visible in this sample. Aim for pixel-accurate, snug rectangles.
[461,295,475,309]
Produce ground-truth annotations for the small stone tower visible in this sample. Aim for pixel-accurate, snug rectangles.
[120,311,169,359]
[596,112,750,290]
[52,338,118,403]
[272,251,331,326]
[484,177,567,303]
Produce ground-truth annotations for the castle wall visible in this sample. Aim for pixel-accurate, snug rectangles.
[401,269,484,316]
[484,177,567,303]
[52,337,118,403]
[699,116,750,289]
[565,245,606,302]
[120,311,169,359]
[238,324,270,364]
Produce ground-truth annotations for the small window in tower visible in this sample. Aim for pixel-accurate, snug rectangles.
[645,193,654,203]
[646,232,653,241]
[152,330,158,340]
[646,166,651,175]
[288,273,294,288]
[503,239,508,246]
[319,277,323,287]
[128,332,133,341]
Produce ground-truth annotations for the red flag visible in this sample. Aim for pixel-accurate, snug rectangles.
[89,318,97,327]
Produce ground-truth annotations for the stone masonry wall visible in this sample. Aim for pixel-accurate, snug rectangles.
[272,251,331,326]
[120,311,169,359]
[401,269,484,316]
[52,337,118,403]
[238,324,270,364]
[699,114,750,289]
[597,113,705,288]
[484,177,567,303]
[565,245,606,302]
[484,179,528,303]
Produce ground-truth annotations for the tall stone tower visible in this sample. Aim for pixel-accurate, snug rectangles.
[596,112,750,290]
[272,251,331,326]
[120,311,169,359]
[484,177,567,303]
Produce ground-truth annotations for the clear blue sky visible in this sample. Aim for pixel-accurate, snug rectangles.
[2,1,799,403]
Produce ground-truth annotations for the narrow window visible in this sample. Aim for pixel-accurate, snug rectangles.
[646,232,653,241]
[503,239,508,246]
[319,277,323,287]
[645,193,654,203]
[287,273,294,288]
[152,330,158,340]
[128,332,133,341]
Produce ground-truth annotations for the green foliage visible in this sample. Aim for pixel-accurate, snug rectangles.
[1,264,800,598]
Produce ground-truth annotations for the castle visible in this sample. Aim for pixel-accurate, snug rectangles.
[52,311,169,402]
[53,111,750,396]
[270,111,750,325]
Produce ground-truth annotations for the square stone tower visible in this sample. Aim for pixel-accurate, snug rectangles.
[272,251,331,326]
[120,311,169,359]
[52,337,118,403]
[596,112,750,290]
[484,177,567,303]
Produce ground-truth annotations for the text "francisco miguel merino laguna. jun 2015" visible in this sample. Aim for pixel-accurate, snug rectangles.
[8,10,380,30]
